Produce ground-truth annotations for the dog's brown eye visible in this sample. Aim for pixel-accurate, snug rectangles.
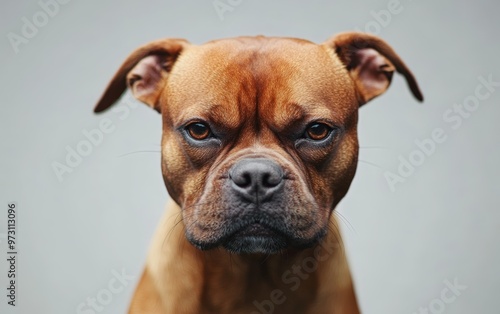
[186,122,211,140]
[306,123,331,141]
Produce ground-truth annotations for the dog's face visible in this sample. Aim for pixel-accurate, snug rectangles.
[161,38,360,253]
[94,33,422,254]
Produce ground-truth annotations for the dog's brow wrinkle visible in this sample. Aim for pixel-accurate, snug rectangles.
[209,108,241,130]
[278,103,306,124]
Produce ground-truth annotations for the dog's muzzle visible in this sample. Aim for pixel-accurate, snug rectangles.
[220,158,289,254]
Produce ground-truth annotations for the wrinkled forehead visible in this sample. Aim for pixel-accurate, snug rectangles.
[164,37,356,127]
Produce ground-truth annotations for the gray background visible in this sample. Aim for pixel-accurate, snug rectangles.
[1,0,499,313]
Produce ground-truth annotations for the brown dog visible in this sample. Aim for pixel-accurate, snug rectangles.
[94,32,422,314]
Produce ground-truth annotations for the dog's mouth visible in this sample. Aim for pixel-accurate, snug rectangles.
[233,223,278,237]
[221,222,289,254]
[187,217,326,255]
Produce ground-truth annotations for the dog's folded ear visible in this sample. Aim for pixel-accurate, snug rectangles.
[93,38,189,113]
[324,32,423,105]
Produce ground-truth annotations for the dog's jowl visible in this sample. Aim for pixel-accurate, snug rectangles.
[94,32,422,314]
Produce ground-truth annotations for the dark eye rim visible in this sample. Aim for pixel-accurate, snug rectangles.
[304,122,333,141]
[184,121,212,140]
[294,121,343,149]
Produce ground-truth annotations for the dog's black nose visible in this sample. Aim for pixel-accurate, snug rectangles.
[229,158,284,201]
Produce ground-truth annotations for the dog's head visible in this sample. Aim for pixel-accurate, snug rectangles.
[94,33,422,254]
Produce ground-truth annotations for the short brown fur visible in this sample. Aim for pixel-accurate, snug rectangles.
[94,33,422,314]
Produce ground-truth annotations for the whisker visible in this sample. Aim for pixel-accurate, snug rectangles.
[358,159,384,170]
[359,146,390,150]
[333,211,357,235]
[118,150,161,158]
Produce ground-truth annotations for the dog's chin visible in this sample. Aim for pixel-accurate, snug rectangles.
[189,223,326,255]
[222,224,289,254]
[222,236,286,254]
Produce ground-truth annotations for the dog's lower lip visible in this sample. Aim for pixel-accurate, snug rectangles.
[233,223,277,237]
[222,222,289,254]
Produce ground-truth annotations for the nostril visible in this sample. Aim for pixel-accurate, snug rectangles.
[241,173,252,188]
[232,172,252,188]
[262,171,282,188]
[262,173,271,187]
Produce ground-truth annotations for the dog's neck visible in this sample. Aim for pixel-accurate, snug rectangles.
[135,201,359,314]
